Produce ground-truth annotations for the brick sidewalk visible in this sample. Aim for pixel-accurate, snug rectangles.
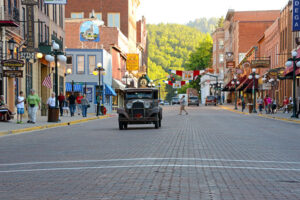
[0,112,116,134]
[221,104,300,122]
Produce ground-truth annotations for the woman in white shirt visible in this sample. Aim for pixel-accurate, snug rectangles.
[47,93,56,109]
[16,91,25,124]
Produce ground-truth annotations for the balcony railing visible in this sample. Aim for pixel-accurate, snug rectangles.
[0,6,20,22]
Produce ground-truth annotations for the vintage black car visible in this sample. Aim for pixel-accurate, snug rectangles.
[117,88,163,130]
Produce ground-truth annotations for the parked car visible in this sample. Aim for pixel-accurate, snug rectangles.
[117,88,163,130]
[205,96,217,106]
[188,96,199,106]
[164,101,170,106]
[171,97,180,105]
[159,100,164,105]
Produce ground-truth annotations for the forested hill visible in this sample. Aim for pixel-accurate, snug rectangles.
[147,23,213,100]
[186,17,219,33]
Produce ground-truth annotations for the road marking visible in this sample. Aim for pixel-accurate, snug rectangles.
[1,164,300,173]
[1,157,300,166]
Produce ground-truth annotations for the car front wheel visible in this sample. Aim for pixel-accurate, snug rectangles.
[119,122,124,130]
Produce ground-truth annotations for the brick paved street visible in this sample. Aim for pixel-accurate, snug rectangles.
[0,106,300,200]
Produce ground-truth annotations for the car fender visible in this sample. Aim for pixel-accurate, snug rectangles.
[117,108,129,119]
[148,107,160,118]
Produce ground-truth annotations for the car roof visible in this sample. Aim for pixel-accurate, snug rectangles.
[123,88,158,93]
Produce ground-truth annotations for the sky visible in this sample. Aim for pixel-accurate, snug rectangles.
[137,0,286,24]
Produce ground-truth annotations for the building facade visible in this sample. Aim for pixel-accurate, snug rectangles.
[0,0,65,115]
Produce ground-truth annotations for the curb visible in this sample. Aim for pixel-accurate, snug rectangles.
[0,114,116,137]
[219,106,300,124]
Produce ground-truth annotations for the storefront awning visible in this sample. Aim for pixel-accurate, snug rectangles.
[222,79,234,91]
[236,77,251,91]
[243,79,258,93]
[112,79,126,90]
[284,66,293,76]
[105,84,117,96]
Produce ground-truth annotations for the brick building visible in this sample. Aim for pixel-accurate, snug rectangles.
[222,9,280,103]
[65,0,140,53]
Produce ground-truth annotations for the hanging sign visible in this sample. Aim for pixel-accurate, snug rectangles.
[26,5,35,52]
[80,21,100,42]
[126,54,139,71]
[44,0,67,4]
[20,51,35,60]
[2,59,24,68]
[3,70,23,78]
[293,0,300,31]
[182,71,194,80]
[21,0,38,5]
[251,60,270,68]
[173,81,181,89]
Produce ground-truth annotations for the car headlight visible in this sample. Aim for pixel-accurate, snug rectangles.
[144,102,151,109]
[126,103,133,109]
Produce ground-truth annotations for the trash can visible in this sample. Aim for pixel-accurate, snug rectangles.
[248,104,253,113]
[48,108,59,122]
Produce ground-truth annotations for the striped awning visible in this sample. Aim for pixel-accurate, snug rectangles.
[65,83,83,92]
[105,84,117,96]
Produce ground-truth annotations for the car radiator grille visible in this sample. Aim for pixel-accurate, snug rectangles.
[131,102,144,118]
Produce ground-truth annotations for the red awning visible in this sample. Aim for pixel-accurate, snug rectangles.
[0,20,19,27]
[284,66,300,76]
[243,79,258,92]
[236,77,251,91]
[222,78,234,91]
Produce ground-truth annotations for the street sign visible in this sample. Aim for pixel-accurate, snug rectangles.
[3,70,23,78]
[21,0,38,5]
[2,59,24,68]
[20,51,35,60]
[126,54,139,71]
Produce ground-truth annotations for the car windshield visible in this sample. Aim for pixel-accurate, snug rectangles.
[189,97,198,100]
[126,92,153,99]
[207,96,215,100]
[172,98,179,101]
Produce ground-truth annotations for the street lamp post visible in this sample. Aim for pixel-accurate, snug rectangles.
[285,50,300,118]
[93,62,105,116]
[158,83,161,100]
[231,75,240,110]
[248,68,260,113]
[45,41,67,110]
[123,71,130,88]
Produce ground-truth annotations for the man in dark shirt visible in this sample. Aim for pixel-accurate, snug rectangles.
[68,92,76,117]
[58,92,65,116]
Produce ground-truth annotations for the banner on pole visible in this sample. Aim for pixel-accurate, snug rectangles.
[293,0,300,31]
[182,71,194,80]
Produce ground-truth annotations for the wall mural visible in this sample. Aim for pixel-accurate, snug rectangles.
[80,21,100,42]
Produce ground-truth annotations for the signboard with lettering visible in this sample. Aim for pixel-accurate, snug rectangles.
[126,54,139,71]
[44,0,67,4]
[20,51,35,60]
[293,0,300,31]
[3,70,23,78]
[2,60,25,68]
[251,60,270,68]
[26,5,35,52]
[262,83,272,90]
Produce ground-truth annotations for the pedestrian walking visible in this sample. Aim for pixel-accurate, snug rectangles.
[271,99,277,114]
[76,93,83,116]
[26,89,40,124]
[179,95,188,115]
[47,92,56,109]
[16,91,25,124]
[241,96,246,112]
[58,92,65,116]
[283,96,289,113]
[267,96,272,114]
[81,94,90,118]
[257,96,263,114]
[68,92,76,117]
[264,95,269,114]
[222,94,225,104]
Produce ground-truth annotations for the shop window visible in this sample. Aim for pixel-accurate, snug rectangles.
[89,12,102,20]
[108,13,120,29]
[218,40,224,49]
[88,55,96,74]
[77,56,84,74]
[219,54,224,63]
[66,55,73,74]
[71,12,83,19]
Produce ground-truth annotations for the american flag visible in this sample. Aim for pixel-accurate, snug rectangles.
[42,74,52,89]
